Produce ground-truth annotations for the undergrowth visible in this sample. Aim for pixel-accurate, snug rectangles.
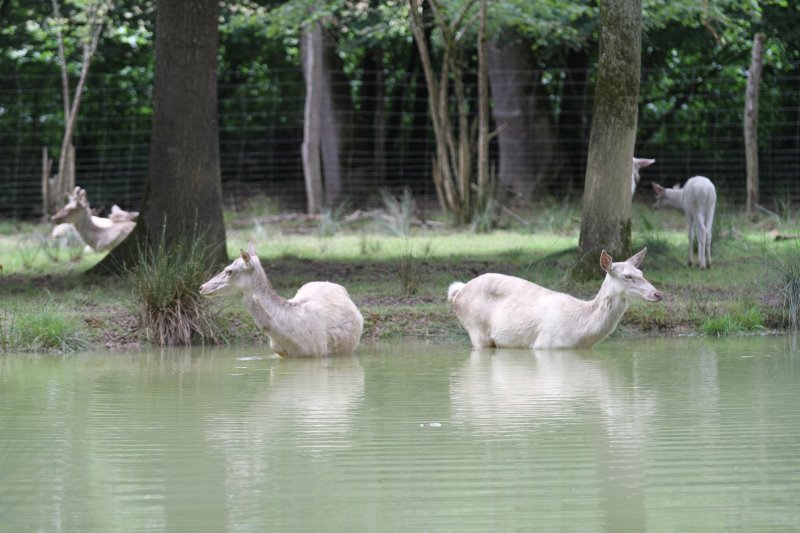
[0,304,88,353]
[129,234,221,346]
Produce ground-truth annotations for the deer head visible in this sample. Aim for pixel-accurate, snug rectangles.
[200,242,267,297]
[600,248,663,302]
[51,187,90,224]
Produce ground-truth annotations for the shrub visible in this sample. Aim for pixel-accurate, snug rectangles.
[129,234,221,346]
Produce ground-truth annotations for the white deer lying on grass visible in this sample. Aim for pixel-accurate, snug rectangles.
[448,248,662,350]
[51,204,138,250]
[652,176,717,269]
[631,157,656,194]
[200,242,364,357]
[51,187,136,252]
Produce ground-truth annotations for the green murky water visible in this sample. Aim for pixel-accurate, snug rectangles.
[1,336,799,531]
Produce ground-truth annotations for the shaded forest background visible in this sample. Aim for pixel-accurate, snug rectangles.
[1,0,799,218]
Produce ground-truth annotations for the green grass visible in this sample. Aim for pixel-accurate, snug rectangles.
[0,303,88,353]
[700,306,766,336]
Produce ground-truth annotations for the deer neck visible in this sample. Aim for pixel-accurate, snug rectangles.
[581,275,629,345]
[241,266,292,332]
[71,207,103,249]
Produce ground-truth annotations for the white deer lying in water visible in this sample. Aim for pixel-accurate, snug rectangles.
[51,187,136,252]
[652,176,717,269]
[448,248,662,350]
[200,242,364,357]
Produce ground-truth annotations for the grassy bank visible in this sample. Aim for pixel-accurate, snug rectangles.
[0,198,794,352]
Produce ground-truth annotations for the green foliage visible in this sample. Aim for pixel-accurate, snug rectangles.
[700,306,765,335]
[0,304,88,353]
[129,234,220,346]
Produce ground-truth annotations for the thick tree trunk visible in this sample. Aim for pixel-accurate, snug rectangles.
[92,0,227,273]
[578,0,642,269]
[487,37,559,199]
[745,33,765,218]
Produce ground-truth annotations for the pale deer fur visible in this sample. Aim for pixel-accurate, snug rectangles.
[652,176,717,269]
[51,187,135,252]
[109,205,139,223]
[200,242,364,357]
[448,248,662,350]
[631,157,656,194]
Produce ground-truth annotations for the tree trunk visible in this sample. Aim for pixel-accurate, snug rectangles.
[91,0,227,273]
[745,33,765,218]
[487,37,559,199]
[476,0,489,208]
[319,28,353,206]
[577,0,642,271]
[301,22,324,214]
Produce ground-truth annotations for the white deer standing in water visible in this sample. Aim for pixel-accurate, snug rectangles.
[448,248,662,350]
[51,187,136,252]
[652,176,717,269]
[200,242,364,357]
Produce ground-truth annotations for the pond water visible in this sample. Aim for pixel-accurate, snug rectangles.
[1,336,799,532]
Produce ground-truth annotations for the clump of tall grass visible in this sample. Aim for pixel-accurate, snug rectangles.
[380,187,415,237]
[396,239,432,296]
[773,240,800,330]
[317,202,349,239]
[700,307,765,336]
[129,234,220,346]
[0,304,88,353]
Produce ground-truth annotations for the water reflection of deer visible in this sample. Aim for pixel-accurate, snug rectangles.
[450,348,655,532]
[205,356,365,521]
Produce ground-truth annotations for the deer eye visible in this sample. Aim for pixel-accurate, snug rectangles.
[624,274,633,280]
[225,269,232,277]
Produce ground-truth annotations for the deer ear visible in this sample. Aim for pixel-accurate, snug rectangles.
[626,247,647,268]
[600,250,613,273]
[652,182,665,196]
[634,158,655,170]
[240,249,251,266]
[247,241,257,257]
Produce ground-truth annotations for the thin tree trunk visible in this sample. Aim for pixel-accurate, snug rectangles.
[745,33,765,218]
[577,0,642,271]
[301,23,324,214]
[476,0,489,207]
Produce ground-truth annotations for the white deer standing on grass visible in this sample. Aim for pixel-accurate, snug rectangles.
[448,248,662,350]
[51,187,136,252]
[200,242,364,357]
[631,157,656,194]
[652,176,717,269]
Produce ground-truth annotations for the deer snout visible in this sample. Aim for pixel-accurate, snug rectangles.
[199,282,212,296]
[649,290,663,302]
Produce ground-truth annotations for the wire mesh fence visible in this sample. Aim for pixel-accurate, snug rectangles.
[1,64,798,219]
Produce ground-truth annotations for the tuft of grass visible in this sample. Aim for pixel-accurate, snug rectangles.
[700,306,765,336]
[396,239,432,296]
[317,202,349,239]
[380,188,415,237]
[773,240,800,330]
[0,304,88,353]
[129,234,221,346]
